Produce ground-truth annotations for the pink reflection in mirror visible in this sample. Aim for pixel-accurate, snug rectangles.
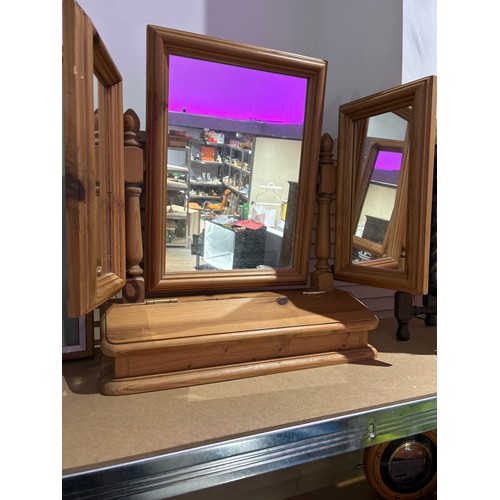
[374,150,403,171]
[168,55,307,124]
[372,151,403,185]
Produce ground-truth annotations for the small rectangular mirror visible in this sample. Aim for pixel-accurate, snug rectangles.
[334,76,436,294]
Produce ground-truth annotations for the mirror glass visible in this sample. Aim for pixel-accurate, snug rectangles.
[334,76,436,294]
[94,75,116,281]
[146,27,327,294]
[351,110,409,266]
[165,55,307,273]
[94,76,107,278]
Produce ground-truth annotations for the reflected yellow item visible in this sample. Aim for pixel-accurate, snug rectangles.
[281,201,287,221]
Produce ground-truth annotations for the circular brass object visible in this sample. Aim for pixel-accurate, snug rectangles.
[363,430,437,499]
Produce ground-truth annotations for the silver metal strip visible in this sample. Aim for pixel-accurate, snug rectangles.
[62,395,436,499]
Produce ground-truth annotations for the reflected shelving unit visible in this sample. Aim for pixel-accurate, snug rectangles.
[223,144,253,203]
[166,146,191,247]
[188,139,226,205]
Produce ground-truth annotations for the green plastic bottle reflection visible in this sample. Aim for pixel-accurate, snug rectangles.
[242,203,249,219]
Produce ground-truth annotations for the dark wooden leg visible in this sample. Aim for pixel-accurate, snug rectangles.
[394,291,414,341]
[425,168,437,327]
[424,294,437,326]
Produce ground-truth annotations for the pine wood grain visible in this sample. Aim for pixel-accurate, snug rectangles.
[63,0,125,317]
[101,345,378,396]
[100,288,378,394]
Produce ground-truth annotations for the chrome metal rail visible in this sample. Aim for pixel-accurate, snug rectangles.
[63,394,437,499]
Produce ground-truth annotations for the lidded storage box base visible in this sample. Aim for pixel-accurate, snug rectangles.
[100,289,379,395]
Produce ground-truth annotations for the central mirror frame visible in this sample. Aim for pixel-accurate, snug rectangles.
[145,26,327,295]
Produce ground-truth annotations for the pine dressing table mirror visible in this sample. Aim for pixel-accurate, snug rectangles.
[63,1,437,395]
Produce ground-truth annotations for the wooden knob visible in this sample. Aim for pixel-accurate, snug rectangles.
[320,133,334,154]
[124,108,140,146]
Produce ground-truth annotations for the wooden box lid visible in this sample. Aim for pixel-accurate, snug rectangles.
[102,289,378,354]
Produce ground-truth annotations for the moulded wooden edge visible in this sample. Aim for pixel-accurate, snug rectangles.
[100,316,380,357]
[100,290,380,356]
[100,344,379,396]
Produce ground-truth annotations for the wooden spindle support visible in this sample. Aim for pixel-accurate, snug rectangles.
[122,108,145,304]
[310,133,336,292]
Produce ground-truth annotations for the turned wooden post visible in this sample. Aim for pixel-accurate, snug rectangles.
[122,109,145,304]
[310,133,336,292]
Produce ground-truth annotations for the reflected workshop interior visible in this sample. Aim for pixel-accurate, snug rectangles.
[164,55,306,273]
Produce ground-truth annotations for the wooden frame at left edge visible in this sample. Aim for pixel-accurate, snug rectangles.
[63,0,126,319]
